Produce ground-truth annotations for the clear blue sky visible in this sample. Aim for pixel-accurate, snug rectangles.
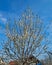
[0,0,52,52]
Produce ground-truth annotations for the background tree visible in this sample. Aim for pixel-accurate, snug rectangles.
[0,8,51,63]
[44,54,52,65]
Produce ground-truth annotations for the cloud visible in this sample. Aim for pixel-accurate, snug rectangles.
[0,13,7,23]
[0,17,7,22]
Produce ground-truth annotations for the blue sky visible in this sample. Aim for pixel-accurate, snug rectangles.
[0,0,52,22]
[0,0,52,53]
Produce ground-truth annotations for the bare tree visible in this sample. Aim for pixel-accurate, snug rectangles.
[44,56,52,65]
[0,8,50,63]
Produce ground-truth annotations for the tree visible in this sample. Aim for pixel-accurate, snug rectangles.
[44,55,52,65]
[1,8,50,63]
